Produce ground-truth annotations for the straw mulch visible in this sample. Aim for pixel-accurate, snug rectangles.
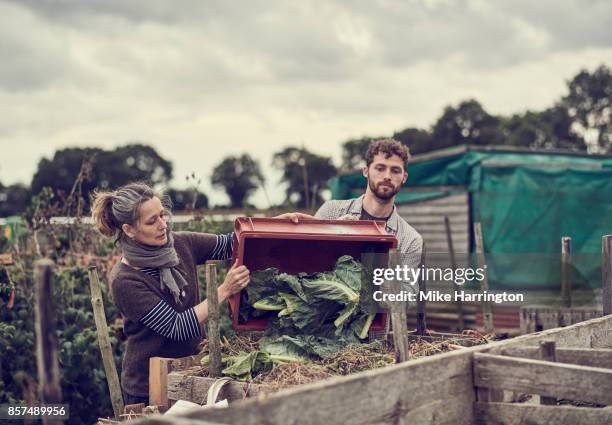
[189,333,490,392]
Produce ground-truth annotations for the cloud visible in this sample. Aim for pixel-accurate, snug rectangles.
[1,0,611,207]
[0,3,75,91]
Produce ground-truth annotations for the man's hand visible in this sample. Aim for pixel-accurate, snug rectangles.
[274,212,317,223]
[338,214,359,221]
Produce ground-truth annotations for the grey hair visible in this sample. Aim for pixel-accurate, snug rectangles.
[91,182,172,239]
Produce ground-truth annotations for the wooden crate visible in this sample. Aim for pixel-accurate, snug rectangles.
[520,305,602,334]
[142,314,612,425]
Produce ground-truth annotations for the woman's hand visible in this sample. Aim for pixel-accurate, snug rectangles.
[219,260,250,299]
[274,212,317,223]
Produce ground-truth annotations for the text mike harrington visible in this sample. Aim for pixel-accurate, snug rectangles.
[371,265,525,304]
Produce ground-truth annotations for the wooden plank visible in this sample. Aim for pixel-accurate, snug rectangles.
[205,262,222,377]
[603,235,612,315]
[0,253,13,264]
[444,216,464,331]
[35,260,64,425]
[399,216,470,226]
[149,357,172,411]
[399,204,469,215]
[474,353,612,405]
[473,222,494,334]
[397,185,467,194]
[167,373,263,403]
[519,305,603,334]
[176,349,476,425]
[539,341,556,405]
[388,249,409,361]
[408,145,467,164]
[89,265,124,418]
[503,312,612,349]
[561,237,572,308]
[475,402,612,425]
[501,346,612,369]
[168,354,204,370]
[123,403,145,415]
[415,248,427,336]
[150,315,612,425]
[137,417,226,425]
[481,159,602,169]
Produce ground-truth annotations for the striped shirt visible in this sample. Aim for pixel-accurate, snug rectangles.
[140,301,201,341]
[137,233,235,341]
[139,267,160,280]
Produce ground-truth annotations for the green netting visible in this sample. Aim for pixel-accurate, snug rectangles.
[331,146,612,290]
[472,165,612,289]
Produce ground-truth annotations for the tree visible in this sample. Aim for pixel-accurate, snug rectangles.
[31,144,173,212]
[562,65,612,153]
[340,137,382,170]
[0,183,31,216]
[273,147,336,209]
[211,154,264,208]
[166,188,208,211]
[392,127,434,155]
[31,147,103,213]
[340,129,433,170]
[502,107,587,151]
[98,144,173,189]
[432,99,505,147]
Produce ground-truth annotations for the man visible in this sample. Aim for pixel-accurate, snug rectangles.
[315,138,423,269]
[316,139,424,339]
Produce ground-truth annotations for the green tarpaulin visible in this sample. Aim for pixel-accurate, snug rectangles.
[330,146,612,290]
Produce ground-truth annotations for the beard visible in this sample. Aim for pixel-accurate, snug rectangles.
[369,179,399,200]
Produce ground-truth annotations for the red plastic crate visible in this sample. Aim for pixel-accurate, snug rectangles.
[229,217,397,332]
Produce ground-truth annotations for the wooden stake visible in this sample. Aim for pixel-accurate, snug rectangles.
[603,235,612,316]
[445,216,465,331]
[388,249,409,363]
[35,259,64,425]
[88,264,124,418]
[539,340,557,406]
[205,262,222,377]
[149,357,171,411]
[561,237,572,308]
[415,247,427,336]
[474,222,494,334]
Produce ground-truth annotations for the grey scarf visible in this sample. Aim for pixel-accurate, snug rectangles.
[120,231,188,304]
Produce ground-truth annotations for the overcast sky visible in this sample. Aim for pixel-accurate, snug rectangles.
[1,0,611,207]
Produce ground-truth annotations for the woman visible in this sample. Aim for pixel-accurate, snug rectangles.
[92,182,310,406]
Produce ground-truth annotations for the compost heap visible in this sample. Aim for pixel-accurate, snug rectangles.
[203,255,387,381]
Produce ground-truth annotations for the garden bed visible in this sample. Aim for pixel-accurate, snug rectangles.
[151,331,493,407]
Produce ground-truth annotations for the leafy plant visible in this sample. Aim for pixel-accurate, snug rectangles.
[239,256,378,340]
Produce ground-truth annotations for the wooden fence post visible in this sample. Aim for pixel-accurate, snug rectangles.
[474,222,494,334]
[561,237,572,308]
[445,216,465,331]
[388,249,409,363]
[540,340,557,405]
[88,264,124,418]
[35,259,64,425]
[205,262,222,377]
[149,357,172,411]
[416,247,427,336]
[603,235,612,316]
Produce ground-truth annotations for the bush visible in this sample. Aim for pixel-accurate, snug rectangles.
[0,264,124,425]
[0,215,237,424]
